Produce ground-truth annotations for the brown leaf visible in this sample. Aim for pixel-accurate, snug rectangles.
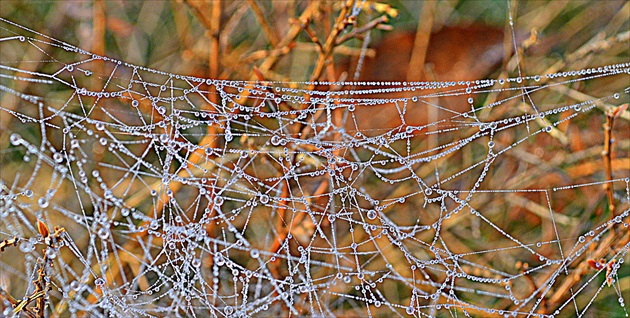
[587,258,605,270]
[606,259,616,287]
[37,220,49,239]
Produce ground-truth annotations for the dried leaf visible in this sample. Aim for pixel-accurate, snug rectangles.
[606,259,616,287]
[37,220,49,239]
[587,258,605,270]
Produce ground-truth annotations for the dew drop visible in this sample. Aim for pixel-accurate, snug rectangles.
[38,197,49,208]
[97,228,110,239]
[45,248,57,259]
[10,134,21,146]
[53,153,64,163]
[271,135,281,146]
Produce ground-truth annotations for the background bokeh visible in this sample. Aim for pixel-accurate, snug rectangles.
[1,1,629,317]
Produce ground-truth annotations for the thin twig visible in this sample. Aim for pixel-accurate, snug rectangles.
[603,103,628,216]
[309,0,353,82]
[257,3,317,74]
[334,15,390,46]
[406,1,436,82]
[0,236,19,252]
[241,44,294,64]
[247,0,279,47]
[297,18,324,52]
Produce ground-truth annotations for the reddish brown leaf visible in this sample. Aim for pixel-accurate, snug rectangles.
[37,220,49,239]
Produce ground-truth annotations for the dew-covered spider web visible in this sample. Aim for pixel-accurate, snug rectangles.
[1,12,630,318]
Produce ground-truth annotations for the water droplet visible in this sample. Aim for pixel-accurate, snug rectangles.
[45,248,57,259]
[367,210,377,220]
[271,135,281,146]
[38,197,49,208]
[97,228,109,239]
[10,134,21,146]
[250,250,260,259]
[53,153,64,163]
[70,281,81,291]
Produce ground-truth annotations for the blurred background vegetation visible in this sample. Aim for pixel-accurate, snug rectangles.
[1,0,629,317]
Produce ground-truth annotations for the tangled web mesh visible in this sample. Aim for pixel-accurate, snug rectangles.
[0,15,629,318]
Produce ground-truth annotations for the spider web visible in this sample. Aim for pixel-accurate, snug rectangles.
[0,13,629,318]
